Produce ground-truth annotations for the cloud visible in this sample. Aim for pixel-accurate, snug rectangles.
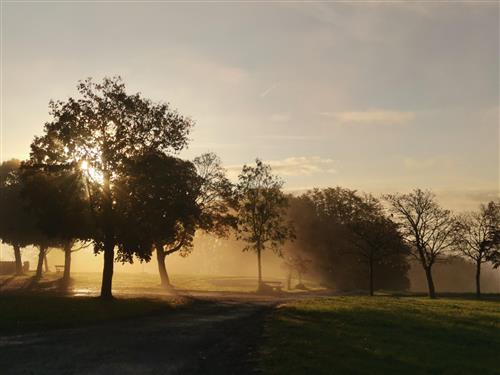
[227,156,337,180]
[269,113,291,122]
[175,57,249,85]
[435,189,500,211]
[403,156,454,171]
[320,109,415,126]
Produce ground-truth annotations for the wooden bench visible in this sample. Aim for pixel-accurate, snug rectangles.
[55,265,65,273]
[265,281,283,292]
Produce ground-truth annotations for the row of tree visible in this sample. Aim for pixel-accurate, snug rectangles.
[285,188,500,298]
[0,77,498,299]
[0,77,294,298]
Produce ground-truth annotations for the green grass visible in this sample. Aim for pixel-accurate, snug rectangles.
[0,294,183,335]
[261,296,500,375]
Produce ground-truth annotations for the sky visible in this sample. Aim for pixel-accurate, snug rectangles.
[1,1,499,211]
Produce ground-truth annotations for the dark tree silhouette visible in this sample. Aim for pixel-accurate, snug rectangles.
[193,152,236,237]
[0,159,55,278]
[0,159,31,275]
[286,188,410,292]
[349,196,408,296]
[235,159,294,291]
[114,151,202,288]
[152,152,236,287]
[29,77,192,298]
[384,189,455,299]
[454,201,500,297]
[20,163,92,284]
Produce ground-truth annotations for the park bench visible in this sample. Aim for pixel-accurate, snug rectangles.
[55,265,65,273]
[264,281,283,292]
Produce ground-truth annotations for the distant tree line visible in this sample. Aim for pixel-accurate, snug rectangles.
[0,77,498,299]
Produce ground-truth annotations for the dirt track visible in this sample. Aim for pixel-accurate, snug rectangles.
[0,296,276,375]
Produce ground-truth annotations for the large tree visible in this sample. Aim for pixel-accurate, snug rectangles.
[115,151,235,288]
[29,76,193,298]
[454,201,500,297]
[114,151,202,288]
[235,159,294,290]
[384,189,455,298]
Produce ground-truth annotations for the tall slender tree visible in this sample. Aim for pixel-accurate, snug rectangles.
[235,159,294,291]
[29,77,192,298]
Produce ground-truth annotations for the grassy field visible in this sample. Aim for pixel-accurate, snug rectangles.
[0,294,184,335]
[0,272,321,295]
[261,296,500,375]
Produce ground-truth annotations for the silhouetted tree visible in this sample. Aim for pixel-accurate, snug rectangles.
[454,201,500,297]
[287,188,409,293]
[152,152,236,287]
[0,159,53,278]
[20,163,92,284]
[384,189,455,298]
[350,198,409,296]
[0,159,31,274]
[29,76,192,298]
[235,159,294,291]
[193,152,236,236]
[114,151,202,288]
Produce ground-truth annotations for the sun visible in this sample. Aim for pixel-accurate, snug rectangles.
[80,160,103,184]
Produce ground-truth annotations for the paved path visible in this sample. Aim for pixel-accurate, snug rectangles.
[0,298,275,375]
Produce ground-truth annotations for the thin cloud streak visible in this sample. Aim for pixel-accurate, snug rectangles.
[320,109,415,126]
[226,156,337,180]
[260,83,278,98]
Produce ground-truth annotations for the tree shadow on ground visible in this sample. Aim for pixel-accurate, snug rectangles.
[264,296,500,375]
[7,276,74,296]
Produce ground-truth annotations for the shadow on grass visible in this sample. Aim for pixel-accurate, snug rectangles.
[0,275,18,289]
[263,296,500,375]
[11,276,74,296]
[0,293,184,336]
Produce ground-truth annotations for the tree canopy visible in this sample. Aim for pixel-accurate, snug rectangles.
[29,76,194,298]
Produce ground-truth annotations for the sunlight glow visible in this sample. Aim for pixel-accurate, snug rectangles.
[80,160,104,184]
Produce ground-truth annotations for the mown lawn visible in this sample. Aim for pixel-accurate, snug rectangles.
[0,294,183,335]
[261,296,500,375]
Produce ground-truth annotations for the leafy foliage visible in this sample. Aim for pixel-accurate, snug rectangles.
[235,159,294,255]
[287,188,410,292]
[114,151,202,263]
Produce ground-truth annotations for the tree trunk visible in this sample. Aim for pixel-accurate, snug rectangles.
[35,246,46,279]
[286,271,292,290]
[100,241,114,299]
[63,242,72,283]
[475,259,481,298]
[44,253,49,273]
[100,171,114,299]
[257,247,262,287]
[424,266,436,299]
[13,244,23,275]
[156,245,171,287]
[369,258,374,296]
